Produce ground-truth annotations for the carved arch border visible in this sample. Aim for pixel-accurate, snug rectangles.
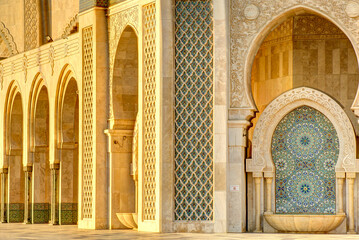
[0,22,18,56]
[247,87,358,174]
[28,73,49,152]
[4,80,23,160]
[108,6,139,119]
[55,64,79,152]
[230,1,359,111]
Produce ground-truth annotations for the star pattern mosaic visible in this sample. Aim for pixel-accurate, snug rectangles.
[272,106,339,214]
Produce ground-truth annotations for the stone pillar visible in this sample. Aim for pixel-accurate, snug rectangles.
[0,168,8,223]
[264,173,273,214]
[23,166,32,224]
[228,120,250,232]
[50,163,59,225]
[254,173,262,233]
[347,172,356,234]
[337,172,345,214]
[78,5,109,229]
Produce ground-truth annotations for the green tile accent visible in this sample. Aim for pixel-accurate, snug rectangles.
[272,106,338,214]
[32,203,50,223]
[8,203,24,223]
[60,203,78,225]
[79,0,109,12]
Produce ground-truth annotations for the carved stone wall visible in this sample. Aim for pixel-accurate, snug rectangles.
[24,0,40,51]
[82,26,94,219]
[142,2,157,221]
[230,0,359,111]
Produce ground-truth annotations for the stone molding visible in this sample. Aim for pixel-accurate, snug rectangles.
[247,87,357,174]
[230,0,359,110]
[0,34,78,81]
[62,14,79,39]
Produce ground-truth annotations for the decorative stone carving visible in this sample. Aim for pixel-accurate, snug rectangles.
[230,0,359,110]
[22,54,28,82]
[345,1,359,18]
[0,22,18,56]
[24,0,39,51]
[62,14,79,38]
[247,87,357,174]
[244,4,260,20]
[108,6,139,119]
[0,64,3,90]
[49,45,54,76]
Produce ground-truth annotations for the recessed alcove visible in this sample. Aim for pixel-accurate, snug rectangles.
[246,13,359,234]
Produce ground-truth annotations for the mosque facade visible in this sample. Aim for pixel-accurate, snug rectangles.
[0,0,359,234]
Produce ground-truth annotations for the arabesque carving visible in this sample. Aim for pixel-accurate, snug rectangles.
[247,87,357,174]
[0,22,18,56]
[230,0,359,110]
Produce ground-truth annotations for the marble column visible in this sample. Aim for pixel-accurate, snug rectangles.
[23,166,32,224]
[228,120,250,232]
[50,163,59,225]
[264,174,273,214]
[0,168,8,223]
[336,172,345,214]
[254,174,262,233]
[347,172,356,234]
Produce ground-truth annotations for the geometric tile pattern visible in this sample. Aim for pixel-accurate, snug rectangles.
[143,3,157,221]
[272,106,338,214]
[82,26,94,219]
[60,203,78,225]
[32,203,50,223]
[174,0,214,221]
[8,203,24,223]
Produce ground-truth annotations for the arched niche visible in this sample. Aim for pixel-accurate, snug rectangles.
[3,81,24,223]
[105,25,138,229]
[55,66,79,225]
[247,87,359,233]
[28,77,50,224]
[111,25,138,129]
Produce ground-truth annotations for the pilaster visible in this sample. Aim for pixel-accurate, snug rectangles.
[78,5,109,229]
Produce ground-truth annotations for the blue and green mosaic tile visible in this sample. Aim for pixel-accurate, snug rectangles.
[272,106,338,214]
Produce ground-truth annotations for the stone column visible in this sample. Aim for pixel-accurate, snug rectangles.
[50,163,59,225]
[336,172,345,214]
[347,172,356,234]
[228,120,250,232]
[0,168,8,223]
[254,173,262,233]
[264,173,273,214]
[23,166,32,224]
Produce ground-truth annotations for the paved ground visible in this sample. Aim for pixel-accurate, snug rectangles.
[2,224,359,239]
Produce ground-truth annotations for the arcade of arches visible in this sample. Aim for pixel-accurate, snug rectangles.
[2,0,359,235]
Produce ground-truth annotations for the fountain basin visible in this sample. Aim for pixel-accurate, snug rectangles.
[116,213,138,229]
[264,213,345,233]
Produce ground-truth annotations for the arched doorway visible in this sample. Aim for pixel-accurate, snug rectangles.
[106,25,138,229]
[57,76,79,225]
[4,83,24,223]
[30,85,50,223]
